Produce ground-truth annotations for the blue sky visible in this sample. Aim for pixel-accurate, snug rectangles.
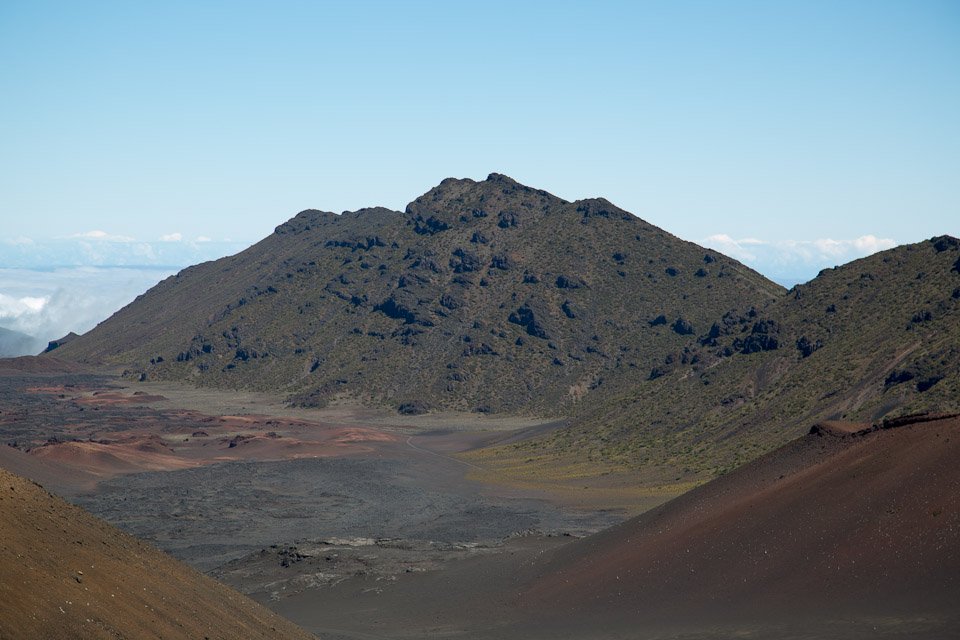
[1,1,958,352]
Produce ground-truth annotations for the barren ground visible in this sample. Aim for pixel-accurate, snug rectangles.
[0,367,631,634]
[5,365,954,639]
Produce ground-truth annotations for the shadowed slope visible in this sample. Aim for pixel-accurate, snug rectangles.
[0,467,316,640]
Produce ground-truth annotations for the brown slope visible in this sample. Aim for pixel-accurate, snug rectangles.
[51,173,782,415]
[512,415,960,636]
[0,467,316,640]
[0,355,88,375]
[0,445,100,495]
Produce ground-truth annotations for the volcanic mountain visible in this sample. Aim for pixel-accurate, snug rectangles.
[51,174,782,414]
[534,233,960,476]
[0,466,315,639]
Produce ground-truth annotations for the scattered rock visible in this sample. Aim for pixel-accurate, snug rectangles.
[932,235,959,252]
[413,216,450,235]
[450,248,482,273]
[397,401,429,415]
[508,305,550,340]
[796,336,822,358]
[671,317,695,335]
[884,370,915,389]
[555,275,585,290]
[917,376,944,393]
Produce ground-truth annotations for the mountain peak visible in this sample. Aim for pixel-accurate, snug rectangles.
[484,172,519,185]
[404,173,568,233]
[274,209,338,235]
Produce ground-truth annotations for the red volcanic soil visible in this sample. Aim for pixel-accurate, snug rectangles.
[5,380,403,485]
[513,414,960,636]
[0,467,316,640]
[0,446,101,494]
[23,419,400,481]
[74,390,170,405]
[30,434,201,477]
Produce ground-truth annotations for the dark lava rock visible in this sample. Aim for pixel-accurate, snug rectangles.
[508,304,550,340]
[450,248,482,273]
[555,275,585,290]
[671,317,695,335]
[414,216,451,236]
[490,253,514,270]
[917,376,944,393]
[43,332,80,353]
[885,370,915,389]
[375,296,419,324]
[932,235,959,252]
[733,334,779,354]
[796,336,823,358]
[398,401,429,415]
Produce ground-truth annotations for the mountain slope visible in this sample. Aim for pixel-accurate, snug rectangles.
[508,415,960,638]
[0,466,315,640]
[53,174,782,414]
[0,326,37,357]
[512,235,960,472]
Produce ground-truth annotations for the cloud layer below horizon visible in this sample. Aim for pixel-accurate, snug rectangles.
[0,266,179,356]
[702,234,897,286]
[2,232,248,269]
[0,233,248,356]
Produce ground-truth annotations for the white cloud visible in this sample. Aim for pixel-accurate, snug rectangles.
[0,236,249,268]
[69,230,137,242]
[704,234,757,262]
[0,266,178,356]
[0,293,49,321]
[3,236,34,246]
[852,234,897,253]
[0,229,253,355]
[701,234,898,285]
[195,235,212,242]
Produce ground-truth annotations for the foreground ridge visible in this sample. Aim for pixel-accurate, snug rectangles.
[0,466,315,640]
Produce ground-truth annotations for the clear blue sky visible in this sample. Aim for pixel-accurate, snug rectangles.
[1,1,958,262]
